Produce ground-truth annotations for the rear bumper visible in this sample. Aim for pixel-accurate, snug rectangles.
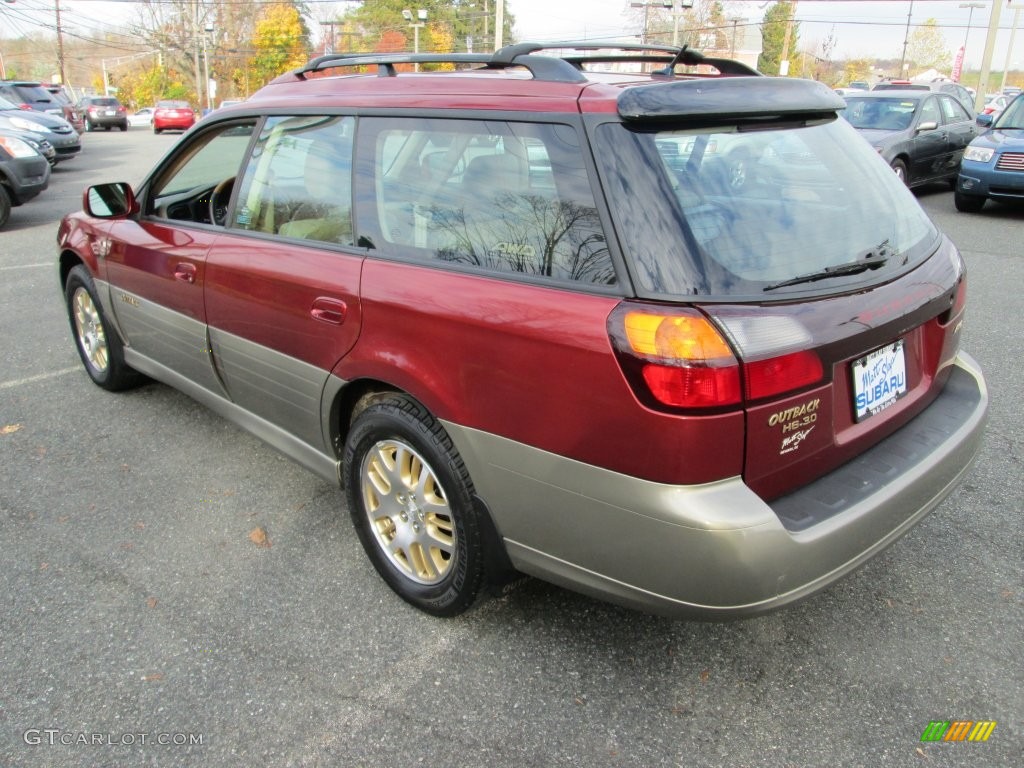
[445,352,987,617]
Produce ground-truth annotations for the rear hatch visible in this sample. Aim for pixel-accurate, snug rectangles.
[593,78,967,500]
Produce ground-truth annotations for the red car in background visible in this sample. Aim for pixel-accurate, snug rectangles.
[152,100,196,133]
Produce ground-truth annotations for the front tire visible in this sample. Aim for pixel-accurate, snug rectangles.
[891,158,909,186]
[0,185,11,229]
[954,190,986,212]
[64,265,143,391]
[344,395,485,616]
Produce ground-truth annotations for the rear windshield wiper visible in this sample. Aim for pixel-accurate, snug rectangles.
[764,241,893,291]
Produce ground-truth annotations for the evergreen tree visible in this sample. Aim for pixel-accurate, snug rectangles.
[759,1,798,75]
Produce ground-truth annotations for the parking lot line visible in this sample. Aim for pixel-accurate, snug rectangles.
[0,263,52,271]
[0,366,81,390]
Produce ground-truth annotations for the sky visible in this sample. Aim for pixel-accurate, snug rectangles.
[3,1,1023,72]
[508,1,1024,69]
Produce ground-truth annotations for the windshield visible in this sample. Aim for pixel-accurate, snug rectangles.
[994,95,1024,128]
[593,117,937,299]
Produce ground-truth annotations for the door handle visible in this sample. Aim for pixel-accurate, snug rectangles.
[174,262,197,283]
[310,297,347,325]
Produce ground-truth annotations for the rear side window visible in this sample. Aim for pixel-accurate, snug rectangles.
[938,94,970,123]
[232,115,355,246]
[358,117,615,286]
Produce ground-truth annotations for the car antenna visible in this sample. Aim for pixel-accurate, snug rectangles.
[651,45,702,78]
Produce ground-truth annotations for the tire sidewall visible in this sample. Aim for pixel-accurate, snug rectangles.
[891,159,909,186]
[0,185,11,229]
[344,398,482,616]
[64,265,135,390]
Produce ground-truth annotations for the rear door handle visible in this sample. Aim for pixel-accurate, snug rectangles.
[310,297,347,325]
[173,262,197,283]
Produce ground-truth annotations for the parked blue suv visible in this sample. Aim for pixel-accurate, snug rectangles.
[956,93,1024,212]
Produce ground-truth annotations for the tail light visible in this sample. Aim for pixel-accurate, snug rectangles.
[609,305,741,411]
[609,303,823,413]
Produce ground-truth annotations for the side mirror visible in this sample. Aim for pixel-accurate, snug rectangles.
[975,113,994,128]
[84,182,137,218]
[916,121,939,133]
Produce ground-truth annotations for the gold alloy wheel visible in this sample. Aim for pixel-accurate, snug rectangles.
[360,439,456,585]
[72,287,109,374]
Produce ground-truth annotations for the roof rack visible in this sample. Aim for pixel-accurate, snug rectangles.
[275,42,759,86]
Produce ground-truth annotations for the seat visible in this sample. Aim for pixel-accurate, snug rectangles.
[277,140,352,243]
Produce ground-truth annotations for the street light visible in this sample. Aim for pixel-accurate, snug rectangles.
[402,8,427,70]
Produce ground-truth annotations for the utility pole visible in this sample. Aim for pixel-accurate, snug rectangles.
[55,0,67,84]
[899,0,915,76]
[973,0,1003,113]
[779,1,798,76]
[320,21,341,55]
[494,0,503,51]
[1001,8,1021,93]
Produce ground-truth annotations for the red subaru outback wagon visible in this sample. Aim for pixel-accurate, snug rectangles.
[58,44,987,617]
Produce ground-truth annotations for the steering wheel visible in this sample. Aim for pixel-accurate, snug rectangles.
[209,176,235,226]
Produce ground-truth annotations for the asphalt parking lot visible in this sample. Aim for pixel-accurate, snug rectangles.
[1,128,1021,767]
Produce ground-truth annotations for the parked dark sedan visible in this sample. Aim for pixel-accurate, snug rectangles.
[0,97,81,164]
[842,91,979,187]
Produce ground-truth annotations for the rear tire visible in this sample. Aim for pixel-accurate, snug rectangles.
[343,395,485,617]
[64,265,144,391]
[954,190,986,212]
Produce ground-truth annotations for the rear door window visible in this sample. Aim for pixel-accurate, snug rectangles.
[356,117,615,286]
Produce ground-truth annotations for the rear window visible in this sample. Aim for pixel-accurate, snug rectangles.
[157,101,190,109]
[874,83,927,91]
[11,85,56,106]
[89,98,120,107]
[593,117,938,299]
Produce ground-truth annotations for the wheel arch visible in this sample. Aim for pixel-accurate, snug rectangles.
[890,153,911,182]
[328,377,519,587]
[58,249,86,289]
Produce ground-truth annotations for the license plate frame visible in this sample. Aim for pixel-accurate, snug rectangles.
[852,340,907,422]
